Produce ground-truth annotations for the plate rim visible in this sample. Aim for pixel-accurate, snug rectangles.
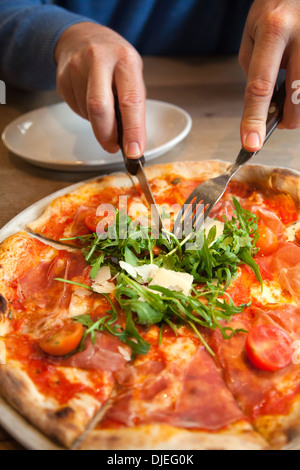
[2,99,192,169]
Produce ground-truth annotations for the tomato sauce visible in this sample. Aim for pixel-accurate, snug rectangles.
[5,335,112,404]
[263,194,298,225]
[226,266,258,305]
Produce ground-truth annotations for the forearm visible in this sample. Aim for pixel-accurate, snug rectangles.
[0,0,94,90]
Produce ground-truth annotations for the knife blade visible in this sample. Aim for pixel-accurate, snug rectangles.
[114,97,170,242]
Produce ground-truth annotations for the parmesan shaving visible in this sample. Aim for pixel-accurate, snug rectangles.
[118,346,131,361]
[204,217,225,243]
[92,265,115,294]
[94,265,111,284]
[119,261,138,279]
[149,268,193,296]
[119,260,194,296]
[92,281,116,294]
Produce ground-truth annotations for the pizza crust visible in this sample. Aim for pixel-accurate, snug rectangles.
[76,422,268,450]
[0,362,90,448]
[0,231,57,284]
[232,164,300,207]
[254,395,300,449]
[27,161,299,244]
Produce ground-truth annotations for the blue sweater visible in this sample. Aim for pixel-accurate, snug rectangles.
[0,0,252,90]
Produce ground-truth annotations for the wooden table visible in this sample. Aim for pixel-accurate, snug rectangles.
[0,56,299,450]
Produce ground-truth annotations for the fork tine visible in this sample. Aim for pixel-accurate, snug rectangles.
[192,201,211,233]
[173,193,206,238]
[173,187,199,237]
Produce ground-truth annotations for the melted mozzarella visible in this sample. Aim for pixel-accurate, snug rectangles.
[69,294,91,317]
[251,280,296,305]
[285,220,300,242]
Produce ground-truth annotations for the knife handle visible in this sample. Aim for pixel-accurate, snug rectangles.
[228,80,286,178]
[265,80,286,142]
[114,96,145,176]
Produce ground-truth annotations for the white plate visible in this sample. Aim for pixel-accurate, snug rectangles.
[2,100,192,172]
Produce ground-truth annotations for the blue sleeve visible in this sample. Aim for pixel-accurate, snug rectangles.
[0,0,95,90]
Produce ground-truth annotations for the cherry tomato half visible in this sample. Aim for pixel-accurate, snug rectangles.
[39,322,84,356]
[245,324,293,372]
[84,211,115,234]
[255,225,278,256]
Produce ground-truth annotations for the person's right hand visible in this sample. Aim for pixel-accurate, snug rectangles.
[238,0,300,153]
[55,22,146,158]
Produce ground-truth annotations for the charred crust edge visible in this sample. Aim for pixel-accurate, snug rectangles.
[0,294,7,314]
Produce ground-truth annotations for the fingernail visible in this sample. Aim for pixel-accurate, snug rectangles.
[245,132,261,149]
[126,142,141,157]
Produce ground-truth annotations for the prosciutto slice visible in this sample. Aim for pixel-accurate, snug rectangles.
[211,305,300,420]
[270,242,300,299]
[100,347,245,431]
[55,332,130,372]
[17,251,89,310]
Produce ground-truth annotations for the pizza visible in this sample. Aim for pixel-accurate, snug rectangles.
[0,160,299,450]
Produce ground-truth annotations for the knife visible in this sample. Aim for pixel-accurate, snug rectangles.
[114,97,170,242]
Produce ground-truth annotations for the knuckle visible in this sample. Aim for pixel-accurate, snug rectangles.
[123,123,142,134]
[118,45,140,63]
[87,96,109,118]
[119,90,144,108]
[243,117,266,128]
[263,9,290,41]
[68,53,82,72]
[246,78,274,99]
[117,47,144,73]
[86,43,101,61]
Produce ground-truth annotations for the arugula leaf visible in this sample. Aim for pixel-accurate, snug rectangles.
[57,198,263,357]
[123,299,163,326]
[124,246,139,267]
[239,250,263,290]
[90,253,105,279]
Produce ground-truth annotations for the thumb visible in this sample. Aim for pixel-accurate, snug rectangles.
[240,78,275,152]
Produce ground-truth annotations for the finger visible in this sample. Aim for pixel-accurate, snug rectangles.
[68,63,89,120]
[278,43,300,129]
[238,22,254,76]
[114,54,146,159]
[240,27,287,152]
[86,61,119,153]
[56,70,82,117]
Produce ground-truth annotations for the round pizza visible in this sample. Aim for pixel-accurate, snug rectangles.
[0,160,299,450]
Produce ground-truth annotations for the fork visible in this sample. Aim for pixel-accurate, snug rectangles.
[172,81,286,238]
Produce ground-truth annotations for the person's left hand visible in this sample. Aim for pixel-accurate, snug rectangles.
[238,0,300,152]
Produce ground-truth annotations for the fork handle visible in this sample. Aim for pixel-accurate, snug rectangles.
[228,80,286,178]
